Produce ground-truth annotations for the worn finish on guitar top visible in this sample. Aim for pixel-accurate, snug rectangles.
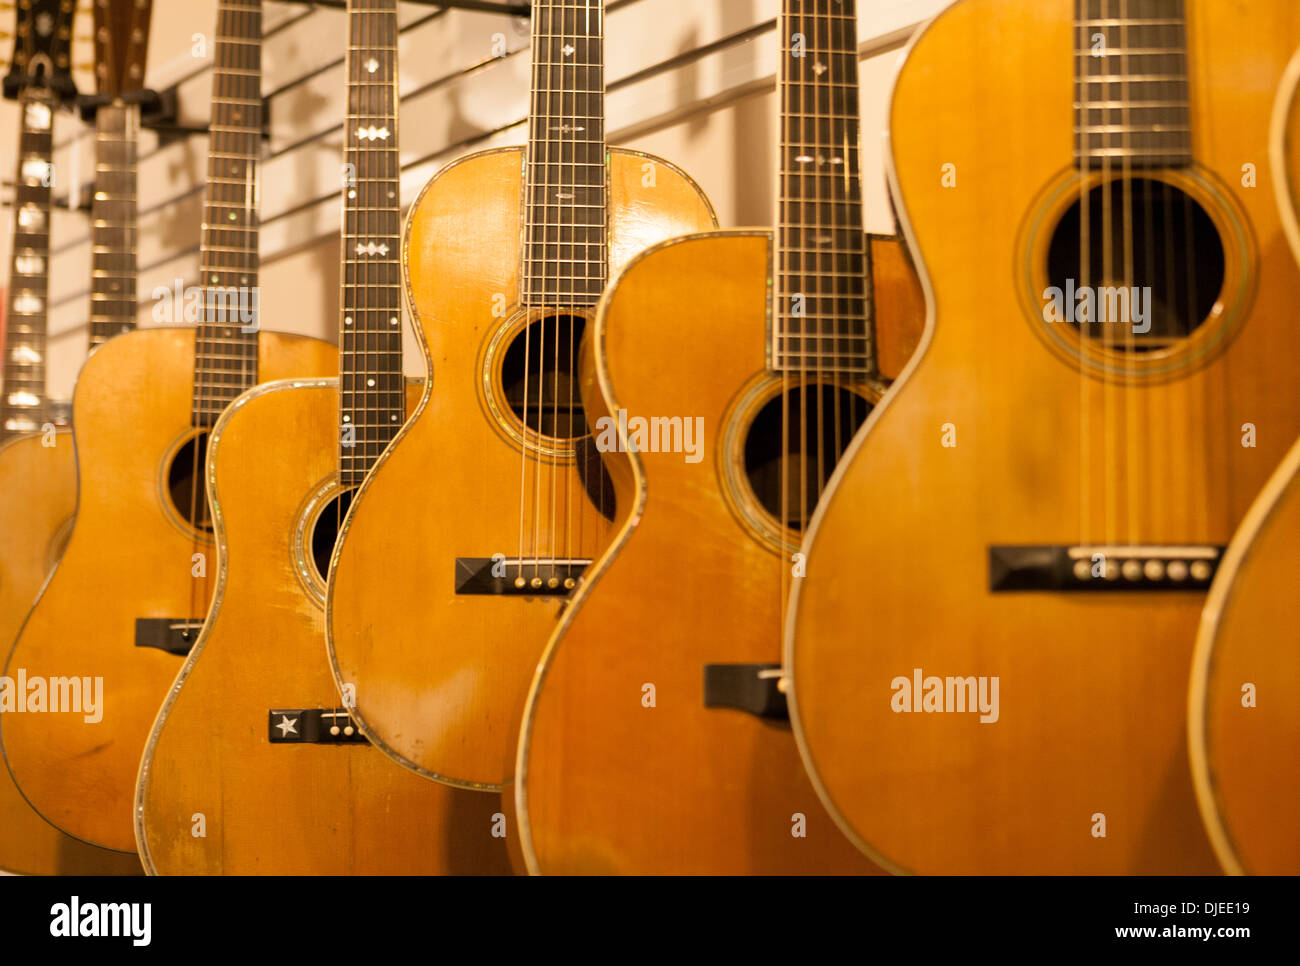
[136,380,514,874]
[327,148,716,789]
[787,0,1300,873]
[0,433,142,874]
[517,232,887,873]
[1,329,335,852]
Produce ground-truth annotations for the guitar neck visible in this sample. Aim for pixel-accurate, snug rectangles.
[521,0,607,307]
[773,0,871,377]
[339,0,402,485]
[1075,0,1191,167]
[192,0,264,428]
[89,103,140,351]
[1,93,56,441]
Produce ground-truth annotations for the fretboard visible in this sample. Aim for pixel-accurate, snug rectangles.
[773,0,870,376]
[89,103,140,350]
[339,0,402,485]
[521,0,607,306]
[2,94,56,441]
[192,0,263,428]
[1075,0,1191,167]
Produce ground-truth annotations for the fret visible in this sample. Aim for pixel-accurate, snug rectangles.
[521,0,608,305]
[1074,0,1190,166]
[338,0,403,483]
[1,91,60,440]
[192,0,265,426]
[773,0,870,376]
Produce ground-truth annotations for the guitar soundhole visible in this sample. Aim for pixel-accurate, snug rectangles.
[167,432,213,532]
[1046,177,1225,351]
[743,384,871,531]
[500,314,590,439]
[309,488,355,584]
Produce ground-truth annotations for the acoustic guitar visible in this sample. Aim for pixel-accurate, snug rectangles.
[326,0,717,789]
[1186,44,1300,876]
[2,0,335,853]
[786,0,1300,873]
[134,0,513,875]
[515,0,920,874]
[0,0,142,875]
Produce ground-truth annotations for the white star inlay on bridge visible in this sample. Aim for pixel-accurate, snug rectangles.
[275,715,299,737]
[357,125,390,141]
[355,241,390,256]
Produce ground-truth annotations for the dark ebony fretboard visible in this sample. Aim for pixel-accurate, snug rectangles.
[192,0,263,427]
[2,94,57,442]
[89,103,140,350]
[339,0,402,485]
[521,0,607,307]
[1075,0,1191,168]
[773,0,870,376]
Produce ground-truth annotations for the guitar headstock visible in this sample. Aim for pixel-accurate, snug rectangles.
[93,0,151,98]
[4,0,78,102]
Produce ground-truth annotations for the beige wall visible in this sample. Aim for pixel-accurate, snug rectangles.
[1,0,950,401]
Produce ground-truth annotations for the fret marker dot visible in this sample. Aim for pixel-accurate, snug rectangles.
[348,189,356,198]
[343,415,350,422]
[367,379,375,387]
[345,316,353,325]
[228,212,237,221]
[389,317,397,326]
[365,58,379,73]
[390,414,397,421]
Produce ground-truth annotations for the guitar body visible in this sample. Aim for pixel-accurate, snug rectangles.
[516,231,881,874]
[0,432,140,873]
[135,379,514,874]
[1187,45,1300,876]
[2,327,335,852]
[1189,439,1300,874]
[327,147,716,788]
[786,0,1300,873]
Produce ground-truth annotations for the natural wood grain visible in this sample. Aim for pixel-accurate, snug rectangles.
[0,431,142,874]
[1,328,335,853]
[136,380,513,874]
[327,148,716,789]
[517,232,884,873]
[1187,43,1300,876]
[787,0,1300,873]
[871,235,925,382]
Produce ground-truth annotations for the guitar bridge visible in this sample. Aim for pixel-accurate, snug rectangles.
[454,556,590,596]
[134,618,202,655]
[268,708,367,744]
[703,664,789,721]
[988,544,1224,592]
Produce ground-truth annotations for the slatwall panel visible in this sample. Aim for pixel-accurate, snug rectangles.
[0,0,951,400]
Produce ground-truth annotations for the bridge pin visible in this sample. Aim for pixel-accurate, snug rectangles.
[564,577,576,589]
[344,726,355,736]
[1143,559,1165,581]
[547,577,559,588]
[530,577,543,589]
[1072,560,1090,581]
[514,576,526,589]
[1167,560,1188,581]
[1190,560,1212,581]
[330,725,340,736]
[1121,559,1142,581]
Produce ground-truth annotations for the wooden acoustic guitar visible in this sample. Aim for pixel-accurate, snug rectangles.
[0,0,142,875]
[135,0,513,875]
[515,0,922,874]
[1186,43,1300,876]
[2,0,335,854]
[326,0,717,790]
[785,0,1300,874]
